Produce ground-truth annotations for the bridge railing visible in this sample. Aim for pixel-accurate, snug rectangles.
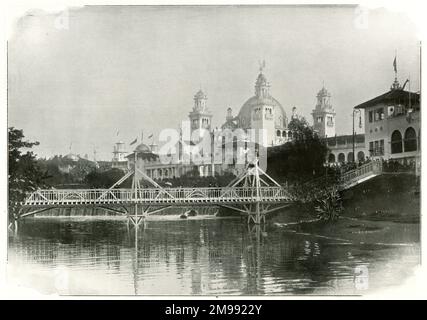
[23,186,292,205]
[339,161,382,186]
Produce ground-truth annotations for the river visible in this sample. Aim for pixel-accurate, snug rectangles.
[7,210,420,296]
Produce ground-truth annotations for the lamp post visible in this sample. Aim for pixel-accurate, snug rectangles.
[352,109,361,164]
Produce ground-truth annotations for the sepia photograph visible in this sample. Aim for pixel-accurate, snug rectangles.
[3,2,424,298]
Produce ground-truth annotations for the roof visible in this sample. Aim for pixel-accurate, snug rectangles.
[126,151,159,161]
[134,143,151,153]
[237,95,287,128]
[194,89,207,100]
[354,89,420,109]
[64,153,79,162]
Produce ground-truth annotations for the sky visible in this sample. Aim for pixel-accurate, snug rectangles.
[8,5,421,160]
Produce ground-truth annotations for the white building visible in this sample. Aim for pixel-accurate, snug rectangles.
[354,78,420,165]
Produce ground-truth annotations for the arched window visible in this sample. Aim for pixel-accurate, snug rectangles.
[357,151,365,161]
[391,130,403,154]
[328,153,335,163]
[276,130,281,137]
[404,127,417,152]
[288,131,293,139]
[347,152,354,162]
[338,153,345,163]
[282,131,287,138]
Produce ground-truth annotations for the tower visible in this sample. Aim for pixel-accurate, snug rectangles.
[251,71,275,146]
[226,107,233,121]
[311,86,336,138]
[112,141,128,170]
[188,89,213,137]
[254,72,270,98]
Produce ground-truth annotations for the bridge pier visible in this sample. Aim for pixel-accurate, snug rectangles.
[128,203,145,227]
[246,202,267,225]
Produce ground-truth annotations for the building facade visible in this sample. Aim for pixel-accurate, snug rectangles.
[354,78,420,165]
[113,66,420,179]
[116,68,297,180]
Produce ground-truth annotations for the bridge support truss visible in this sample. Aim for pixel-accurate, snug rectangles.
[221,159,290,224]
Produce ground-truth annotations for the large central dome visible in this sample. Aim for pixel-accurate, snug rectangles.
[236,72,287,129]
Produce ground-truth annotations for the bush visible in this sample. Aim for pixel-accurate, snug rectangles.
[314,187,343,221]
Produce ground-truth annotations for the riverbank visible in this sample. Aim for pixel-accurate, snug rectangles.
[271,173,420,246]
[274,217,420,246]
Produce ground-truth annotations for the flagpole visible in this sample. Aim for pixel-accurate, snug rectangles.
[409,73,411,110]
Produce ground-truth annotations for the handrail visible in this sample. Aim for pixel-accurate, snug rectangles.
[22,162,382,207]
[339,161,382,186]
[23,186,293,206]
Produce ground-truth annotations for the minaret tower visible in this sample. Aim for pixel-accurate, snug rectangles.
[311,85,336,138]
[188,89,213,137]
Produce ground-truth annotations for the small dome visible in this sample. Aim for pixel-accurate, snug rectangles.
[256,73,268,87]
[64,153,79,162]
[134,143,151,153]
[194,90,207,100]
[317,86,330,97]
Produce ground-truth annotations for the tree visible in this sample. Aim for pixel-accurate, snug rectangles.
[8,127,47,220]
[85,168,129,188]
[267,117,329,183]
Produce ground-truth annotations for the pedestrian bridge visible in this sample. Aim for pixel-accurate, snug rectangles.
[339,161,382,190]
[23,186,292,207]
[17,160,382,225]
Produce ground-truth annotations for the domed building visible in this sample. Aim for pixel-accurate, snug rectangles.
[64,153,79,162]
[112,67,297,180]
[222,70,291,146]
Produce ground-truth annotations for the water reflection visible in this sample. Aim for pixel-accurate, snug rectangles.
[7,217,420,295]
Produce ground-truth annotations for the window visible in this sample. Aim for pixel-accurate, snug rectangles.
[369,111,373,123]
[374,108,384,121]
[404,127,417,152]
[338,153,345,163]
[391,130,403,154]
[327,116,333,126]
[317,117,323,123]
[370,139,384,156]
[328,153,335,163]
[276,130,281,137]
[348,152,354,162]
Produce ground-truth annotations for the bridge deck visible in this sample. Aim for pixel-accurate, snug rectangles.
[22,186,293,207]
[21,162,382,209]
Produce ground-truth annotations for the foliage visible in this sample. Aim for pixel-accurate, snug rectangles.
[157,170,236,188]
[8,127,47,219]
[85,168,130,188]
[37,155,102,186]
[267,117,329,183]
[314,187,343,221]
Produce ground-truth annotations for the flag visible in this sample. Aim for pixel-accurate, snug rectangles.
[148,134,153,139]
[393,56,397,73]
[130,138,138,146]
